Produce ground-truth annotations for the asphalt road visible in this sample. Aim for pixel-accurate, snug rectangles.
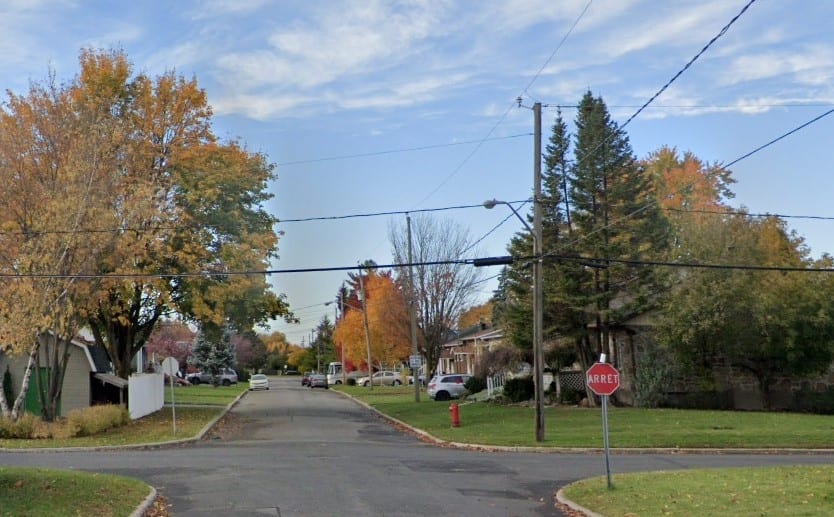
[4,377,834,516]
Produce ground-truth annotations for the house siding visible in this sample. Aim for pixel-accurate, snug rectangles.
[0,342,94,417]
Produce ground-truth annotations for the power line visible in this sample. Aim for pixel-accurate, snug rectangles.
[464,200,531,255]
[568,0,756,178]
[275,133,531,167]
[544,102,834,110]
[663,207,834,221]
[414,0,592,207]
[618,0,757,132]
[278,201,525,223]
[725,107,834,168]
[521,0,593,102]
[543,253,834,273]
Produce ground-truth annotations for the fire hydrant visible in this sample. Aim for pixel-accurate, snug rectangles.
[449,403,460,427]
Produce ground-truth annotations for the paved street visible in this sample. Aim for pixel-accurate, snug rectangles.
[4,377,834,516]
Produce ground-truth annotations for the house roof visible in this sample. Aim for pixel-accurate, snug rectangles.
[442,326,503,348]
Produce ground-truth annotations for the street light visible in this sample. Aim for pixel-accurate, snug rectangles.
[484,198,545,442]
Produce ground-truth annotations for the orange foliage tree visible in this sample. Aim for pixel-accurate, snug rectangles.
[333,271,411,370]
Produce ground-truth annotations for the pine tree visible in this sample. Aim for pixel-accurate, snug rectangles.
[190,324,236,386]
[569,91,668,359]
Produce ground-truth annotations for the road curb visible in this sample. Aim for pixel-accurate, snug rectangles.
[129,486,158,517]
[555,488,604,517]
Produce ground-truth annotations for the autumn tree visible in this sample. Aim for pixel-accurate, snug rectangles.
[0,55,127,420]
[388,215,482,377]
[332,270,411,370]
[458,302,494,330]
[43,49,291,379]
[145,321,196,371]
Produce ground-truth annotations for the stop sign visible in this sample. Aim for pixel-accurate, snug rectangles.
[586,362,620,396]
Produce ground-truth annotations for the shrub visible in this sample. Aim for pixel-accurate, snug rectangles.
[65,405,130,437]
[464,376,486,394]
[346,377,357,386]
[0,413,40,439]
[791,385,834,414]
[503,376,534,403]
[633,347,674,408]
[559,387,585,405]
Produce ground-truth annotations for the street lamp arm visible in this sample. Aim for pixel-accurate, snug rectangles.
[483,199,533,235]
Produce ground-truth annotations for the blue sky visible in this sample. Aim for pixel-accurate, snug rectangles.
[3,0,833,344]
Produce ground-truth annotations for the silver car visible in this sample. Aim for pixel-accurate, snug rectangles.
[309,373,328,389]
[356,370,403,387]
[427,374,472,401]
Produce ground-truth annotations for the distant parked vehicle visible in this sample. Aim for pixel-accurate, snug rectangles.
[428,374,472,401]
[407,374,426,386]
[187,368,238,386]
[356,370,402,387]
[308,373,328,389]
[248,374,269,391]
[301,371,313,386]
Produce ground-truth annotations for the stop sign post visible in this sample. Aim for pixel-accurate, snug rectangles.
[586,362,620,396]
[586,361,620,489]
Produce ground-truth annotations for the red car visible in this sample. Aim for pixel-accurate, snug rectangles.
[301,371,312,386]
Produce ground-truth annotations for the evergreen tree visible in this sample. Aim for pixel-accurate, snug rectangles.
[568,91,668,360]
[190,324,236,386]
[494,92,667,374]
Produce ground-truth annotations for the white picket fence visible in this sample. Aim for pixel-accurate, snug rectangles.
[487,372,505,397]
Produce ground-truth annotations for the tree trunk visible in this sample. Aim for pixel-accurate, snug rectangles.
[10,345,39,421]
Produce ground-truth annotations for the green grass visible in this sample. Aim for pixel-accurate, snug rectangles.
[164,382,248,405]
[0,406,222,449]
[563,465,834,516]
[0,466,151,516]
[337,385,834,449]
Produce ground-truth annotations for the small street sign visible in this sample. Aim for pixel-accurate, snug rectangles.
[409,355,422,368]
[586,362,620,396]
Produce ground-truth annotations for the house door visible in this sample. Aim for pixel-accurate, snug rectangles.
[24,367,60,416]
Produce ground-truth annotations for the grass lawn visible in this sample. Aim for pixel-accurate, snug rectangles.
[164,382,248,405]
[0,466,151,517]
[337,385,834,449]
[563,465,834,516]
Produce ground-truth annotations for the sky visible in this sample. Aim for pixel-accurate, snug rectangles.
[2,0,833,345]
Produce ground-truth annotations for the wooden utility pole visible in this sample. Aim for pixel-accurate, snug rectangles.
[533,101,545,442]
[358,265,373,390]
[407,214,420,402]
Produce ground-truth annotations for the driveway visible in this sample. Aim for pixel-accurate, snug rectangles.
[3,377,834,516]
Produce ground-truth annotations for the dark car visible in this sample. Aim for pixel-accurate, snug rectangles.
[301,371,312,386]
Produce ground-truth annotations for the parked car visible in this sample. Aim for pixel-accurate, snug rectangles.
[407,374,426,386]
[356,370,403,387]
[187,368,238,386]
[248,374,270,391]
[428,374,472,401]
[301,371,313,386]
[308,373,328,389]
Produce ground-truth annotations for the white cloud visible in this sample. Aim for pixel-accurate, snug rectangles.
[722,46,834,86]
[188,0,271,19]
